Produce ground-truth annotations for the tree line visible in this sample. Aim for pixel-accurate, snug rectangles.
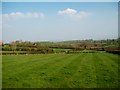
[1,38,120,55]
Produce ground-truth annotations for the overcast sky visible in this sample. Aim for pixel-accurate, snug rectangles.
[1,2,118,43]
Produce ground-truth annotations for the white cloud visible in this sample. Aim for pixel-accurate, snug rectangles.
[58,8,91,19]
[2,12,45,20]
[58,8,77,15]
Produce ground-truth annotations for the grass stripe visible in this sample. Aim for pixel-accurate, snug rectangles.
[3,54,74,88]
[2,52,119,88]
[67,53,97,88]
[94,53,118,88]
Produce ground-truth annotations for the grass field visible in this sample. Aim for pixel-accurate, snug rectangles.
[2,52,119,88]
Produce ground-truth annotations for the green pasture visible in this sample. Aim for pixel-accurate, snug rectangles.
[2,52,119,88]
[53,49,71,53]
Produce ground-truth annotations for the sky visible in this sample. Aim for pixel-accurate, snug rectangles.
[0,2,2,42]
[1,0,120,2]
[1,2,118,43]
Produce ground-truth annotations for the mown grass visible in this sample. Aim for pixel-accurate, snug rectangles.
[2,52,119,88]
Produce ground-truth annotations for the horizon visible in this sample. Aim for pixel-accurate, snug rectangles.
[1,38,119,44]
[1,2,118,43]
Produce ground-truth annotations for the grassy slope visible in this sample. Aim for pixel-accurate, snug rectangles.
[2,52,119,88]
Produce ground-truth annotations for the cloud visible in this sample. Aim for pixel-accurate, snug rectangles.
[58,8,91,19]
[58,8,77,15]
[2,12,45,20]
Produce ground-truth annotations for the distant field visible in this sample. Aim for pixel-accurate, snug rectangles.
[53,48,71,53]
[2,52,119,88]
